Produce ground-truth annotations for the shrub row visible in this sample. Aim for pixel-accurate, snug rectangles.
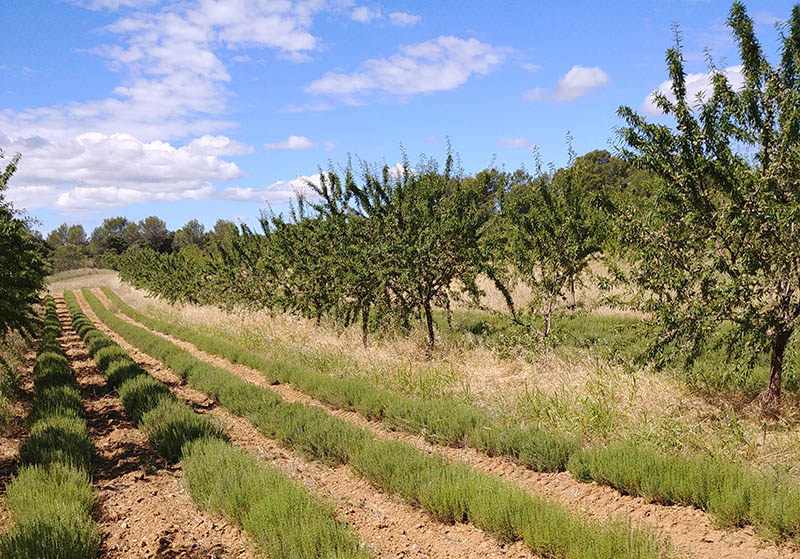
[568,443,800,541]
[101,287,578,471]
[64,291,225,462]
[0,296,99,559]
[64,291,369,559]
[86,288,667,559]
[104,286,800,542]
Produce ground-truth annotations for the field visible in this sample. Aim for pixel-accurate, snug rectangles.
[0,268,794,559]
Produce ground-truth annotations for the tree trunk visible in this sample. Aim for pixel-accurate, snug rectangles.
[569,278,576,310]
[766,329,791,405]
[542,296,554,338]
[361,302,369,347]
[423,300,435,354]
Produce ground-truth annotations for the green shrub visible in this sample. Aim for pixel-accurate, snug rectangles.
[105,360,145,388]
[183,437,369,559]
[568,442,800,540]
[27,385,84,425]
[118,374,174,424]
[5,463,94,520]
[0,511,100,559]
[93,345,131,371]
[140,398,226,462]
[20,415,94,470]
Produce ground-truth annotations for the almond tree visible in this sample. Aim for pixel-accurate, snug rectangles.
[617,2,800,405]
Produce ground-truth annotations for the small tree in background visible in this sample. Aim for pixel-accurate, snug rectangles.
[497,149,609,338]
[617,2,800,406]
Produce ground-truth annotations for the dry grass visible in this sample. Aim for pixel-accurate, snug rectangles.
[469,260,645,319]
[70,270,800,478]
[47,269,117,294]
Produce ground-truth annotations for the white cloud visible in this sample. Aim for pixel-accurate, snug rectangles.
[520,62,542,72]
[3,132,244,211]
[498,137,531,148]
[264,135,314,150]
[0,0,324,145]
[524,65,609,103]
[281,101,334,113]
[351,6,383,23]
[219,173,323,205]
[306,36,508,100]
[69,0,159,10]
[641,65,745,115]
[0,0,331,213]
[388,12,420,26]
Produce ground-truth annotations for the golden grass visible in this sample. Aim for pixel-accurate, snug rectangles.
[67,269,800,478]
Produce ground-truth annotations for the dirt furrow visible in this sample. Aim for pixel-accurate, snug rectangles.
[92,288,800,559]
[54,296,258,559]
[77,290,538,559]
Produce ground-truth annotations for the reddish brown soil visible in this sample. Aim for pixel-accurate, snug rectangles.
[92,287,800,559]
[78,290,538,559]
[54,296,258,559]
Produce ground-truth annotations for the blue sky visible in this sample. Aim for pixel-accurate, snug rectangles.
[1,0,795,235]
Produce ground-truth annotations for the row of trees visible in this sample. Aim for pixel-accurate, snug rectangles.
[116,3,800,405]
[117,148,638,350]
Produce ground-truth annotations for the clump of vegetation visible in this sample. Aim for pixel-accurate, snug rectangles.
[183,437,371,559]
[1,296,99,558]
[0,149,47,338]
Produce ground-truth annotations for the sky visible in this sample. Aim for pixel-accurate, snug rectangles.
[1,0,796,235]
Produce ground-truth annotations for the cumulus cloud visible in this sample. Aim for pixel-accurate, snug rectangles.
[1,0,330,213]
[306,36,508,100]
[641,65,745,115]
[498,137,532,148]
[351,6,383,23]
[3,132,245,211]
[388,12,421,26]
[350,6,420,26]
[264,135,314,150]
[219,173,323,205]
[524,65,609,103]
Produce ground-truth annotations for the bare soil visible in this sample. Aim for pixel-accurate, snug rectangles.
[77,290,538,559]
[90,287,800,559]
[54,296,258,559]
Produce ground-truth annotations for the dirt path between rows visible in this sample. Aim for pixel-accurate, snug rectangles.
[92,287,800,559]
[76,290,538,559]
[54,296,258,559]
[0,341,37,533]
